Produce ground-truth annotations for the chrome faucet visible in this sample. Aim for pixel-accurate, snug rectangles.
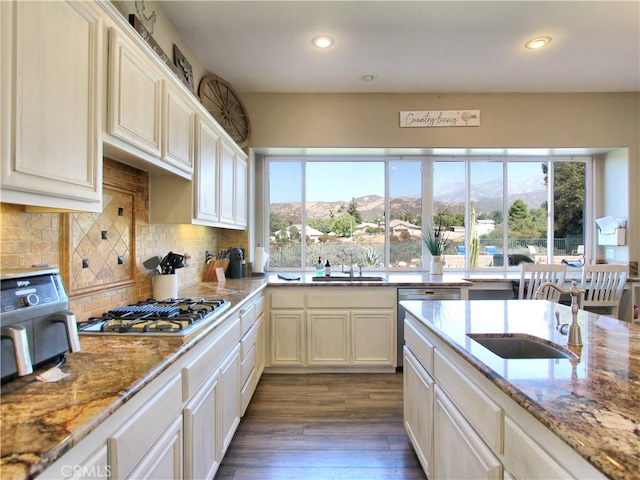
[535,280,585,347]
[341,250,355,277]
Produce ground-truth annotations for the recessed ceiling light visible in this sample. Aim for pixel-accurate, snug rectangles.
[312,35,334,49]
[525,36,552,50]
[361,74,376,81]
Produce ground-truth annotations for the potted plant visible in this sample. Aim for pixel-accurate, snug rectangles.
[423,222,448,274]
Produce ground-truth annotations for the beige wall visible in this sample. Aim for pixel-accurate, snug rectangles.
[242,92,640,264]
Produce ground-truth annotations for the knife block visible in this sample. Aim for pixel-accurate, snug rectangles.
[204,260,229,282]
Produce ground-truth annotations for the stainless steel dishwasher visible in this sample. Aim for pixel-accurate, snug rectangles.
[397,287,462,368]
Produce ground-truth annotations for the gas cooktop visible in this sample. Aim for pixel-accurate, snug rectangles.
[77,298,230,336]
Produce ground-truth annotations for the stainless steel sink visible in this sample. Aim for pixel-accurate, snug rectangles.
[467,334,575,359]
[311,275,386,282]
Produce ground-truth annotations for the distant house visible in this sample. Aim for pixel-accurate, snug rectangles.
[272,224,324,242]
[353,222,379,235]
[389,219,421,237]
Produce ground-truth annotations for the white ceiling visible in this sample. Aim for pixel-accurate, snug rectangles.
[160,0,640,94]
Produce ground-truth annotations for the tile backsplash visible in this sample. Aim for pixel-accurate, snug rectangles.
[0,158,247,321]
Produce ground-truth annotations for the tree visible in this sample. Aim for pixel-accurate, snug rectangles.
[509,199,529,221]
[347,198,363,224]
[331,214,357,237]
[308,218,332,234]
[288,225,300,241]
[270,213,286,235]
[542,162,585,237]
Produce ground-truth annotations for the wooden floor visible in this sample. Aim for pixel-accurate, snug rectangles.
[215,373,427,480]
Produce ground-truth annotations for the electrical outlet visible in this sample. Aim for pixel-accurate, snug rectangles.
[605,248,615,260]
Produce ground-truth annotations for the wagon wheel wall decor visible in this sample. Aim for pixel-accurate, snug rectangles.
[198,74,251,148]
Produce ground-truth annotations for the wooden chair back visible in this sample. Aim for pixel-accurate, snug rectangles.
[518,263,567,302]
[580,264,627,318]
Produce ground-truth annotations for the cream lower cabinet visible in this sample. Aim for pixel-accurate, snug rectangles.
[1,0,103,212]
[268,287,396,369]
[109,375,184,480]
[434,386,502,480]
[183,374,220,480]
[404,312,606,480]
[40,299,264,480]
[403,346,434,478]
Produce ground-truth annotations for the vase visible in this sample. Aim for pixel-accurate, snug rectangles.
[430,255,443,275]
[153,273,178,300]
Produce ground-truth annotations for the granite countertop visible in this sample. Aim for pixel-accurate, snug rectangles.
[0,278,266,480]
[401,299,640,480]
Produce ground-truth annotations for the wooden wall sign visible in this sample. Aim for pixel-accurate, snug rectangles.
[399,110,480,128]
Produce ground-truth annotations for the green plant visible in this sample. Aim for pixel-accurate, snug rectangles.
[423,224,446,256]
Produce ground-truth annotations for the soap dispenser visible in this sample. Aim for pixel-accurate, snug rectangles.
[324,259,331,277]
[315,257,323,276]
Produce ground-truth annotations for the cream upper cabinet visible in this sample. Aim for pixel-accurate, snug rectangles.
[219,140,248,229]
[106,27,163,159]
[193,115,221,223]
[162,81,195,174]
[0,0,103,212]
[219,141,236,224]
[234,154,248,228]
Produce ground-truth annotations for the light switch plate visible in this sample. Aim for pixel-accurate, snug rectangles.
[605,248,615,259]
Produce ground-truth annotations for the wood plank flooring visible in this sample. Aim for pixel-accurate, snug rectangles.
[215,373,427,480]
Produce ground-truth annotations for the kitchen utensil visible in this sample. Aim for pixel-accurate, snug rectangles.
[143,256,162,271]
[159,252,185,275]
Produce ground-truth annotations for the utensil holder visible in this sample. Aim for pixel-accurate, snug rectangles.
[153,274,178,300]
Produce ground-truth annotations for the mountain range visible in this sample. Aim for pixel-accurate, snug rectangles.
[270,179,547,224]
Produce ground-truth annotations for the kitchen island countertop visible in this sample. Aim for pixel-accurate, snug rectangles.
[401,299,640,480]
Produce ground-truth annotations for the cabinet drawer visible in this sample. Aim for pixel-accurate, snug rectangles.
[271,292,305,309]
[434,350,503,451]
[109,374,182,479]
[182,315,241,399]
[240,302,257,336]
[503,417,571,480]
[241,322,258,359]
[307,289,395,309]
[241,344,256,386]
[404,317,434,374]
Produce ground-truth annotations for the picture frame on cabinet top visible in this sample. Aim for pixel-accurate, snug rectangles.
[173,44,194,93]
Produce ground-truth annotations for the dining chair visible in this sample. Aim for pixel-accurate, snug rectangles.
[517,263,567,302]
[580,264,628,318]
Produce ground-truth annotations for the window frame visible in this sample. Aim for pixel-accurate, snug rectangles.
[260,155,594,271]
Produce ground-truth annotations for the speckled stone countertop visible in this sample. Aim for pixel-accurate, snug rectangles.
[401,299,640,480]
[0,278,266,480]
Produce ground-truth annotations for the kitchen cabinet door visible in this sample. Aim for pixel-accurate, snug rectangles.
[307,310,350,365]
[234,154,248,227]
[193,116,221,223]
[162,81,194,174]
[404,346,434,478]
[219,344,241,459]
[351,310,395,366]
[184,374,220,480]
[107,27,162,158]
[219,141,236,225]
[434,386,502,480]
[126,416,183,480]
[0,0,103,212]
[270,310,305,366]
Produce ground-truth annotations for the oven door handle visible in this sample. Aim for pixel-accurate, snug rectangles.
[1,326,34,376]
[52,312,81,353]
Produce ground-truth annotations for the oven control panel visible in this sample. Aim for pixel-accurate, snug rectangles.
[1,273,67,313]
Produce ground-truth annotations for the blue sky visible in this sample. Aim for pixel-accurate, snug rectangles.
[269,160,546,203]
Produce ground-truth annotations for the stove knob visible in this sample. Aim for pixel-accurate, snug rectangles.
[23,294,40,307]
